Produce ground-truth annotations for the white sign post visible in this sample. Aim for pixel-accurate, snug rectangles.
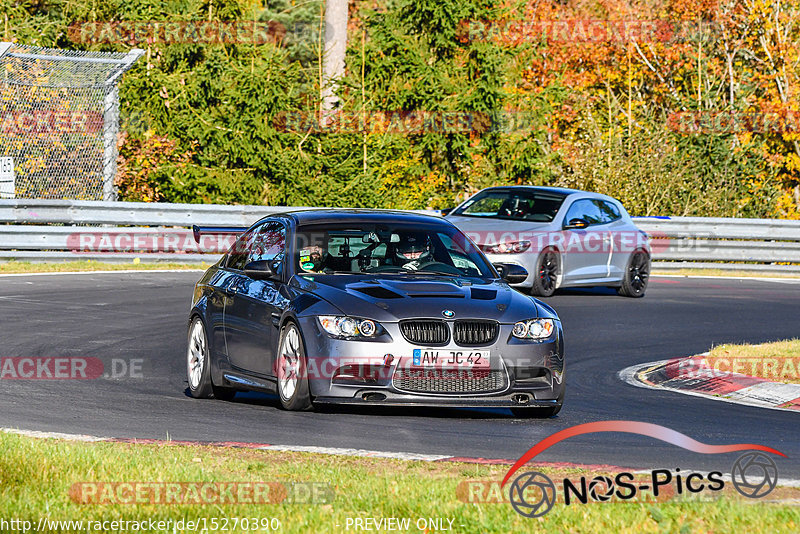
[0,157,15,198]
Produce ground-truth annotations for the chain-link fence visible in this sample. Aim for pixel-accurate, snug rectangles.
[0,43,142,200]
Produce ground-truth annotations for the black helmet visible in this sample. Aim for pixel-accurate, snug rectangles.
[396,233,431,261]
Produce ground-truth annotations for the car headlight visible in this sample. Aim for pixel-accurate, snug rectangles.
[483,241,531,254]
[512,318,555,340]
[318,316,381,338]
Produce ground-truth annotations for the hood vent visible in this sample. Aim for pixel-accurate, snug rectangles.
[470,288,497,300]
[408,293,465,299]
[352,286,403,299]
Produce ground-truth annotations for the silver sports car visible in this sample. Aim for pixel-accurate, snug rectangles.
[187,210,565,417]
[445,186,651,297]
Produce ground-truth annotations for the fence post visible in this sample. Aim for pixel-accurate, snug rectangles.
[102,86,120,202]
[103,48,143,202]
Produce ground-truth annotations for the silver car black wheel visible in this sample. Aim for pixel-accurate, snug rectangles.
[618,250,650,298]
[531,248,559,297]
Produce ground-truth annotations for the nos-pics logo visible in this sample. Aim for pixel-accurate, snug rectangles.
[503,421,783,518]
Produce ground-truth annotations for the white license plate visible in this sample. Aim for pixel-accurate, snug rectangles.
[411,349,490,369]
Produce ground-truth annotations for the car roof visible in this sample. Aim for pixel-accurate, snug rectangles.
[267,209,449,227]
[479,185,580,196]
[477,185,622,203]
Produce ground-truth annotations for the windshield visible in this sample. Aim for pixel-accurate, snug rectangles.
[295,223,494,278]
[452,189,566,222]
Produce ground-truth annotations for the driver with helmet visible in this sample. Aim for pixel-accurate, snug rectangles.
[393,233,435,270]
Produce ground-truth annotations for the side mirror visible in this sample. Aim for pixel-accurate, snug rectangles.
[244,260,275,280]
[564,217,589,230]
[440,207,454,216]
[493,263,529,284]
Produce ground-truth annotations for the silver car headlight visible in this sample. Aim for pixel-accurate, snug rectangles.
[318,316,381,339]
[484,240,531,254]
[512,318,555,340]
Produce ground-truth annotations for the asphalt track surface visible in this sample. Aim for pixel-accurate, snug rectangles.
[0,272,798,476]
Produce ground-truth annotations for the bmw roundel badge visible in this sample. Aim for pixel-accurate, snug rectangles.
[442,309,455,318]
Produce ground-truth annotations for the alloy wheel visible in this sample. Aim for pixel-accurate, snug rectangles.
[279,326,302,401]
[187,319,205,390]
[629,252,650,293]
[539,251,558,292]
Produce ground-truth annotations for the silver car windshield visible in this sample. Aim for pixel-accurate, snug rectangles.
[453,189,566,222]
[295,224,494,277]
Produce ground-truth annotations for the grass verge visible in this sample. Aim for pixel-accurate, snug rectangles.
[0,432,798,533]
[652,268,800,279]
[0,261,205,274]
[704,339,800,385]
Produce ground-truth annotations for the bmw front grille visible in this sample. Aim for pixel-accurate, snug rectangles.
[399,319,499,347]
[399,320,450,345]
[453,320,499,346]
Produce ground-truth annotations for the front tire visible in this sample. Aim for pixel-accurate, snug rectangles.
[530,247,560,297]
[276,322,313,411]
[618,249,650,298]
[187,317,237,400]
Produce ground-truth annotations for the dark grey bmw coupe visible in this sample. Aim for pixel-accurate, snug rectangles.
[187,210,565,417]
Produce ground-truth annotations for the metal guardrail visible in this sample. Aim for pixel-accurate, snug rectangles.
[0,200,799,272]
[632,217,800,271]
[0,199,297,226]
[632,216,800,241]
[0,200,439,264]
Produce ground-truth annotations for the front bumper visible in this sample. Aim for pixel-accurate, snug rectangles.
[313,392,561,408]
[296,316,565,407]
